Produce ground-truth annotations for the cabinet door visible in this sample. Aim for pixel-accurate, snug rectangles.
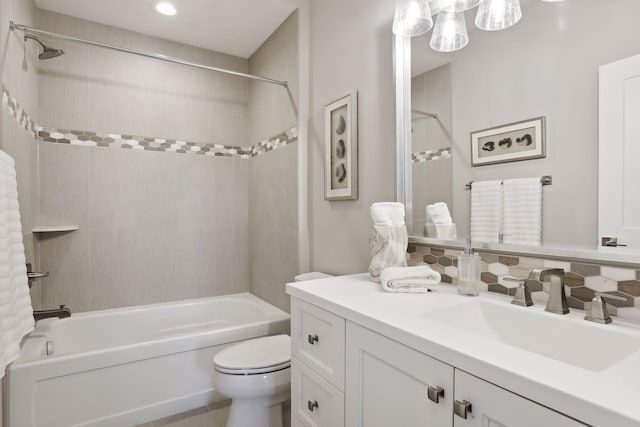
[345,321,454,427]
[453,370,585,427]
[291,298,346,391]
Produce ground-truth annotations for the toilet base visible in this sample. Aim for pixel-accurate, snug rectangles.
[226,398,285,427]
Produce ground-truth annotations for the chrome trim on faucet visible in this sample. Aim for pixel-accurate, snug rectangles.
[529,268,569,315]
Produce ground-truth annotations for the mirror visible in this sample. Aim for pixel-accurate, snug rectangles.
[397,0,640,260]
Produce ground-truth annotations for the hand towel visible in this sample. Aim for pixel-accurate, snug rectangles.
[0,149,34,379]
[470,180,502,243]
[369,202,408,283]
[380,266,442,293]
[425,223,457,240]
[502,178,542,246]
[426,202,453,224]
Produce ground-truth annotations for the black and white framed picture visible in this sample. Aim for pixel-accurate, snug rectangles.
[471,116,546,166]
[325,90,358,200]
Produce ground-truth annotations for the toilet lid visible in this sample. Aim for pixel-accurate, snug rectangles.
[214,335,291,374]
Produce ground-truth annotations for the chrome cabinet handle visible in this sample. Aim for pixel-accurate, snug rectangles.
[454,400,472,419]
[308,334,319,345]
[427,385,444,404]
[307,400,318,412]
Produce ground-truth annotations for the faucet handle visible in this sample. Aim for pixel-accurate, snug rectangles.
[504,278,534,307]
[585,292,627,324]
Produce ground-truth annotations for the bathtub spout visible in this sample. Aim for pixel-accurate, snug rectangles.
[34,304,71,321]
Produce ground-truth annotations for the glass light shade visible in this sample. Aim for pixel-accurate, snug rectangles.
[475,0,522,31]
[430,11,469,52]
[392,0,433,37]
[442,0,484,12]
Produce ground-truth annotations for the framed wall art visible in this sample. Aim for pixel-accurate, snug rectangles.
[471,116,546,166]
[325,90,358,200]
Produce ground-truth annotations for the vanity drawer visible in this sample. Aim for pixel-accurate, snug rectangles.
[291,298,346,390]
[292,357,345,427]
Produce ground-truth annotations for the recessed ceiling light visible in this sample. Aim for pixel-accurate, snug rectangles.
[154,1,177,16]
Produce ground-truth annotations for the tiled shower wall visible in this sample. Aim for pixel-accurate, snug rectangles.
[0,0,39,422]
[248,11,299,313]
[26,10,299,313]
[408,244,640,321]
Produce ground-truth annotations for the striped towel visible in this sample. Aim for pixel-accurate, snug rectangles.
[0,149,33,379]
[502,178,542,246]
[470,180,503,243]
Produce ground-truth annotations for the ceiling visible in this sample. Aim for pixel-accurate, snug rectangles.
[34,0,299,58]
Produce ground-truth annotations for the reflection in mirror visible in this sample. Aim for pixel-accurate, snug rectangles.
[403,0,640,254]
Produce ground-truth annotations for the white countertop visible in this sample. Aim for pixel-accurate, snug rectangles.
[286,274,640,427]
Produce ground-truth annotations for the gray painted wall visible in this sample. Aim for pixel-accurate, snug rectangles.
[308,0,397,274]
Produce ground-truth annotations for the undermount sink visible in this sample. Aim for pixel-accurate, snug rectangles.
[422,300,640,371]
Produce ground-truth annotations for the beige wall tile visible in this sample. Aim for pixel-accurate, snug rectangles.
[39,230,92,312]
[177,227,220,299]
[38,142,90,229]
[90,228,138,310]
[134,151,179,228]
[88,147,138,229]
[136,228,179,305]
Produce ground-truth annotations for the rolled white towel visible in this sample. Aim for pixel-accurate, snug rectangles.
[370,202,405,226]
[425,223,457,240]
[380,266,441,293]
[426,202,452,224]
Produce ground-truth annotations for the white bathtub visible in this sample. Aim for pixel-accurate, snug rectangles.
[7,293,290,427]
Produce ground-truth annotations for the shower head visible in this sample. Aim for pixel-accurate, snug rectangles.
[24,34,64,60]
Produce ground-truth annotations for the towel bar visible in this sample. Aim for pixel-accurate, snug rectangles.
[465,176,552,190]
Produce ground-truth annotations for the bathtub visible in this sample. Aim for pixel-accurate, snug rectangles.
[7,293,290,427]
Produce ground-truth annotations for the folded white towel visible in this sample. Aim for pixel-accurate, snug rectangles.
[471,180,502,243]
[370,202,405,226]
[426,202,452,224]
[380,266,441,293]
[425,223,457,240]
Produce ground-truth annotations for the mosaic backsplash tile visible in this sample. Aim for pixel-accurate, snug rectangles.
[412,147,451,163]
[3,86,296,159]
[408,244,640,321]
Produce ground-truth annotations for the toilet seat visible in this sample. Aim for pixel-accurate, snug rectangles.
[214,335,291,376]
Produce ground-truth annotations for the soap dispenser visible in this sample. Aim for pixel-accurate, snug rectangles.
[457,237,480,296]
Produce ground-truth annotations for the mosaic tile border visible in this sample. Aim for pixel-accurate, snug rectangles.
[408,243,640,321]
[2,86,297,159]
[2,87,38,140]
[412,147,451,163]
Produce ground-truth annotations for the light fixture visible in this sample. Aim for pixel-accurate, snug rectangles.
[154,1,177,16]
[475,0,522,31]
[430,11,469,52]
[442,0,484,12]
[392,0,433,37]
[392,0,555,52]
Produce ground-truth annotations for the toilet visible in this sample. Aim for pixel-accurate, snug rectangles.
[213,334,291,427]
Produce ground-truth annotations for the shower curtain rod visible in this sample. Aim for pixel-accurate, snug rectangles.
[411,109,438,119]
[9,21,289,88]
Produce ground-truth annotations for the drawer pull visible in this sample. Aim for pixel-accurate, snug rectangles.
[427,385,444,404]
[454,400,472,419]
[308,334,319,345]
[307,400,319,412]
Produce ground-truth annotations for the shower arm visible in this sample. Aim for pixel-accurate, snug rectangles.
[9,21,289,88]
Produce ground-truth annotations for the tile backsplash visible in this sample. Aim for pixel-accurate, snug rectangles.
[408,244,640,321]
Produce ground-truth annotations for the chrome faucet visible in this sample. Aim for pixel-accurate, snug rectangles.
[584,292,627,324]
[33,304,71,321]
[529,268,569,315]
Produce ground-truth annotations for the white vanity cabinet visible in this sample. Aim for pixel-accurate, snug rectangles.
[290,298,346,427]
[289,295,588,427]
[453,371,584,427]
[345,322,454,427]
